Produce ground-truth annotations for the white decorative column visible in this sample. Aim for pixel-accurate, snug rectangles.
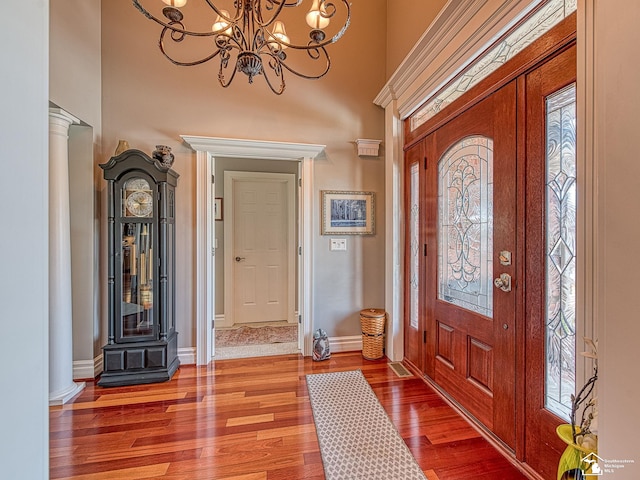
[49,108,85,405]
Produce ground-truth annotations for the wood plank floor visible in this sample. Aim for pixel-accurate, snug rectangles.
[50,352,529,480]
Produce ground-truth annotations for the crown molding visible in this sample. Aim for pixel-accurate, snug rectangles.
[375,0,544,119]
[181,135,325,160]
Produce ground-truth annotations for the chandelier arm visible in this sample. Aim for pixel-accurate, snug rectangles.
[278,46,332,80]
[254,0,288,30]
[262,73,286,95]
[159,43,222,67]
[203,0,243,25]
[158,26,223,66]
[265,1,351,51]
[253,30,264,54]
[133,0,349,44]
[263,25,351,52]
[330,10,351,43]
[269,0,304,6]
[257,0,350,37]
[261,54,286,95]
[218,57,240,89]
[133,0,219,37]
[319,1,341,21]
[217,40,248,88]
[133,0,159,21]
[225,24,250,52]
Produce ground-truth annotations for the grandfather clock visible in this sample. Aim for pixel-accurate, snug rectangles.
[98,149,179,386]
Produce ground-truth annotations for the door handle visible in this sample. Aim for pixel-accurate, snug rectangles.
[235,256,246,262]
[494,273,512,292]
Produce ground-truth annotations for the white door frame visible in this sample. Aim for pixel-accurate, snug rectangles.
[223,171,297,327]
[181,135,324,365]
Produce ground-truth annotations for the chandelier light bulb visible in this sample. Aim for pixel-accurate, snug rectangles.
[306,0,330,30]
[162,0,187,7]
[212,10,232,35]
[270,21,290,50]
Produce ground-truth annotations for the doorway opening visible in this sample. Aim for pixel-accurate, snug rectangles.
[181,135,325,365]
[214,167,299,359]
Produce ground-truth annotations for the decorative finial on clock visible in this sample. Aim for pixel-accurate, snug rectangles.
[114,140,130,156]
[152,145,175,168]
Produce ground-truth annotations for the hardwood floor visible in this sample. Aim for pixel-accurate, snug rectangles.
[50,352,529,479]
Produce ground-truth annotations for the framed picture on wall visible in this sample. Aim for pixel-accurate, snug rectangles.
[321,190,375,235]
[214,198,223,221]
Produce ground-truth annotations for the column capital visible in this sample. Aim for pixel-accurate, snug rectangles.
[49,107,80,128]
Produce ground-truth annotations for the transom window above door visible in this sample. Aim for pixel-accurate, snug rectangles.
[410,0,577,131]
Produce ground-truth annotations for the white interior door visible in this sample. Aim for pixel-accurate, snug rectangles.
[225,172,296,325]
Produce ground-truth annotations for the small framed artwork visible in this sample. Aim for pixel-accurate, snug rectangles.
[321,190,375,235]
[214,197,223,221]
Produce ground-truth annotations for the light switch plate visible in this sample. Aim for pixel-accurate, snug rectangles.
[330,238,347,251]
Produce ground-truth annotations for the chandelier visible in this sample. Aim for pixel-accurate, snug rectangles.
[133,0,351,95]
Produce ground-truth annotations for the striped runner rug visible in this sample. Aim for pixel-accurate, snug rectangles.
[306,370,427,480]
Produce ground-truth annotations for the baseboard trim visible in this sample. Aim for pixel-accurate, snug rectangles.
[215,314,232,328]
[329,335,362,354]
[72,340,362,375]
[73,354,103,380]
[178,347,197,365]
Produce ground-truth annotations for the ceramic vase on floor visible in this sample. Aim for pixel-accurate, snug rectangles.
[556,424,599,480]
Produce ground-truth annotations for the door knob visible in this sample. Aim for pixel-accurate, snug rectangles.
[235,256,246,262]
[494,273,512,292]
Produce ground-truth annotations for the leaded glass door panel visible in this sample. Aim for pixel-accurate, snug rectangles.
[524,44,577,479]
[424,80,517,449]
[403,141,425,373]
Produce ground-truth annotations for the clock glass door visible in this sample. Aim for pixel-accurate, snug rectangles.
[119,176,156,341]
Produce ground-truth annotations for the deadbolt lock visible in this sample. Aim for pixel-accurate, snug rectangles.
[499,250,512,266]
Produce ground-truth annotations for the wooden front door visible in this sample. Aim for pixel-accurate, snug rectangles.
[423,81,518,448]
[404,14,577,476]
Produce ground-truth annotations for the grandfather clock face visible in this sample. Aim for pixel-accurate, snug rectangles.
[123,177,153,218]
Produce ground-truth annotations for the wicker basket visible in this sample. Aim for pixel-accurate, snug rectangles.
[360,308,386,360]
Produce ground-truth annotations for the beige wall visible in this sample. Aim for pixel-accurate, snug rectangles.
[50,0,103,367]
[100,0,387,344]
[50,0,102,133]
[593,1,640,475]
[385,0,448,78]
